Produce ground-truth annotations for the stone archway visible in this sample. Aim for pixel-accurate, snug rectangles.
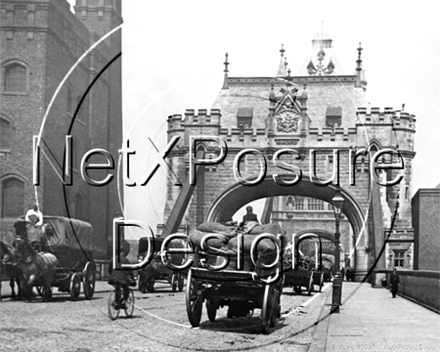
[205,175,368,277]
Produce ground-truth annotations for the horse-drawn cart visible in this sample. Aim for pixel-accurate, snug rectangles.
[185,229,284,334]
[284,233,324,295]
[137,236,185,293]
[14,216,97,301]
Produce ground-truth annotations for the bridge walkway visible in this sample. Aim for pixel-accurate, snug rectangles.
[310,281,439,351]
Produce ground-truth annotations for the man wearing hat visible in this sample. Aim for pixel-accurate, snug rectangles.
[25,203,45,251]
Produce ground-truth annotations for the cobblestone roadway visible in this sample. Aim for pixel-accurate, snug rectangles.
[0,281,331,352]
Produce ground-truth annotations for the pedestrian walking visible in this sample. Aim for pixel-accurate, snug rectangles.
[390,268,400,298]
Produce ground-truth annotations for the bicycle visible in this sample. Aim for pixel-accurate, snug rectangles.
[108,284,135,320]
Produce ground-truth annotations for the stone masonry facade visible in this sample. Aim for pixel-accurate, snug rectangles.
[161,31,416,280]
[0,0,122,259]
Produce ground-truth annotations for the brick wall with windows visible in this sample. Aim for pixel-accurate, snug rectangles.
[0,0,122,259]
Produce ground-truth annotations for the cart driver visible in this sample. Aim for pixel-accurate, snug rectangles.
[108,247,136,308]
[25,203,45,251]
[242,206,259,223]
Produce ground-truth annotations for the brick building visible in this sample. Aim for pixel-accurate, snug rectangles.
[412,186,440,271]
[162,26,417,282]
[0,0,122,259]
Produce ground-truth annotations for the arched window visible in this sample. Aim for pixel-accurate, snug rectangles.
[1,177,24,218]
[4,63,26,92]
[76,95,87,122]
[0,117,12,149]
[285,196,294,209]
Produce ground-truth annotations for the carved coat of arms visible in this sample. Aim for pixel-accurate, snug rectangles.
[276,109,300,133]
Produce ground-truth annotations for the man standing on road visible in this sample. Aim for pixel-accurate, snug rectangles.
[390,268,400,298]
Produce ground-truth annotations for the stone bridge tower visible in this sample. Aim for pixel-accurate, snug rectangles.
[161,27,416,283]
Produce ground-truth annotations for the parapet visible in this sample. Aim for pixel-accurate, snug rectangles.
[183,109,221,125]
[356,107,416,132]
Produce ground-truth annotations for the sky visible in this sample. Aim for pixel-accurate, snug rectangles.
[70,1,440,237]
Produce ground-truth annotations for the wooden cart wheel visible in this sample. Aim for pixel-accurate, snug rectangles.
[171,273,178,292]
[83,262,96,300]
[146,277,155,293]
[206,298,218,322]
[261,284,271,334]
[70,273,81,301]
[178,273,184,292]
[108,290,120,320]
[124,289,135,318]
[307,272,313,296]
[185,269,203,327]
[319,272,324,293]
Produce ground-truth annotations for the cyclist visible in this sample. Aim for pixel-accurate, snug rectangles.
[108,247,136,309]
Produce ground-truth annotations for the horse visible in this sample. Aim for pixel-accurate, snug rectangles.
[345,267,355,281]
[0,241,23,301]
[13,237,58,302]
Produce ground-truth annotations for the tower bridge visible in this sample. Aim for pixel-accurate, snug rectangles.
[159,29,416,284]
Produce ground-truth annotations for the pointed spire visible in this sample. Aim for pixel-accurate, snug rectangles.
[277,44,287,76]
[222,53,229,90]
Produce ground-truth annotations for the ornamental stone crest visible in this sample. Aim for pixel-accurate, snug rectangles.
[276,101,300,133]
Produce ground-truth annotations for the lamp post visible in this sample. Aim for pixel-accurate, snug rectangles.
[331,186,345,313]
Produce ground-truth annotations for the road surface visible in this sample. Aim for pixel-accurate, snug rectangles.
[0,279,332,352]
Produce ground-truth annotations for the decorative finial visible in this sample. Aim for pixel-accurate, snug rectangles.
[222,53,229,90]
[284,57,288,68]
[224,53,229,73]
[280,44,285,57]
[357,43,363,63]
[355,43,363,88]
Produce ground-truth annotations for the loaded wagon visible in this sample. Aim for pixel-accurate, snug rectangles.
[137,236,185,293]
[14,216,97,301]
[284,233,324,295]
[185,222,285,334]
